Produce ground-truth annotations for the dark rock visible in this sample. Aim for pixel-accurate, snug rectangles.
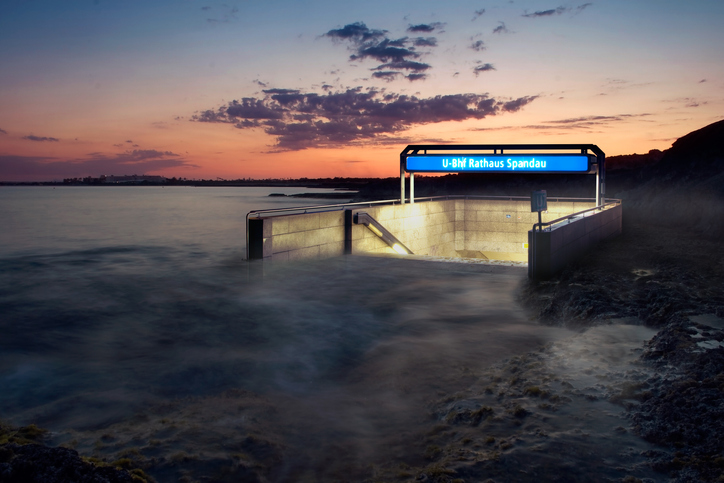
[0,443,136,483]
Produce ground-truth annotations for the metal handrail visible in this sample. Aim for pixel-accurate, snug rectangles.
[534,199,621,232]
[246,194,598,219]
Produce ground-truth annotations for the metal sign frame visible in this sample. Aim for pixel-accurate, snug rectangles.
[399,144,606,207]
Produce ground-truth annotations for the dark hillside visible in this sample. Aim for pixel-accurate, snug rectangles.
[616,119,724,236]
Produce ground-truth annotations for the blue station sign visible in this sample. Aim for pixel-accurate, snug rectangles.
[405,154,591,173]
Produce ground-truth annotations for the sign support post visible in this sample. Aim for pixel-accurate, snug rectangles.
[410,172,415,204]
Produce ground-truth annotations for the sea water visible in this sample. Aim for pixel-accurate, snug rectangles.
[0,186,658,481]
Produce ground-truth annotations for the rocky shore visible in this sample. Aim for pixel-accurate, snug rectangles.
[519,220,724,482]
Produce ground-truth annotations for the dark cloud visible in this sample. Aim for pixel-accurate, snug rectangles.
[351,38,419,63]
[201,6,211,11]
[324,22,438,81]
[0,151,196,181]
[472,9,486,21]
[325,22,387,43]
[470,40,486,52]
[372,71,401,82]
[699,79,707,83]
[501,96,537,112]
[0,128,6,135]
[374,60,430,72]
[193,87,538,151]
[406,22,444,33]
[126,140,133,143]
[522,6,568,17]
[23,135,59,142]
[492,22,509,34]
[254,79,268,87]
[413,37,437,47]
[473,63,496,75]
[406,73,428,82]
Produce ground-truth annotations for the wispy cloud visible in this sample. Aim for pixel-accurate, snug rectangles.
[206,4,238,23]
[406,22,444,33]
[492,22,510,34]
[470,39,486,52]
[23,134,60,142]
[522,3,592,18]
[601,78,655,93]
[471,113,651,133]
[663,97,707,108]
[522,6,568,17]
[473,63,496,75]
[0,128,7,135]
[193,87,538,151]
[575,3,593,14]
[472,8,486,21]
[413,37,437,47]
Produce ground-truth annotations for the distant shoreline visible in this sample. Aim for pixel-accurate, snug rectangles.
[0,179,367,189]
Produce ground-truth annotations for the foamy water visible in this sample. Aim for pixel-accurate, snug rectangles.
[0,186,660,481]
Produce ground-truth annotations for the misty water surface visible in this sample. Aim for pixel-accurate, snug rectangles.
[0,186,655,480]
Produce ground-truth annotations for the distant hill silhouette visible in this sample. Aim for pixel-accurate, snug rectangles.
[616,119,724,236]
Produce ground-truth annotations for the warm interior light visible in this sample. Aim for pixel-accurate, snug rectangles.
[392,243,408,255]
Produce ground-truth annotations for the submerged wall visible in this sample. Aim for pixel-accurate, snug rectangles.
[248,198,600,262]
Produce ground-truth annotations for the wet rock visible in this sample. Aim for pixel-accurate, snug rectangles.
[0,443,136,483]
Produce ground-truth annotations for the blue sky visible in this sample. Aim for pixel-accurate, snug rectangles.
[1,0,722,180]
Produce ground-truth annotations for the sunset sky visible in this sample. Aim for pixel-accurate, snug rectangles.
[1,0,722,181]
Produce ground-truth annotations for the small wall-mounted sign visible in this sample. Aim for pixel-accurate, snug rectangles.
[531,190,547,213]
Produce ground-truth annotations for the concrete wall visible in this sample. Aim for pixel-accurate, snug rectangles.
[258,210,347,262]
[249,198,604,264]
[350,200,458,257]
[528,203,622,279]
[461,199,595,258]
